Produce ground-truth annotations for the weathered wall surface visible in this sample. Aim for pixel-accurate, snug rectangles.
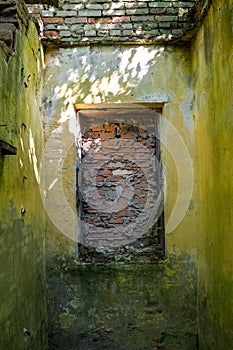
[47,257,197,350]
[2,1,233,349]
[39,0,196,44]
[191,0,233,348]
[0,13,47,350]
[43,44,197,257]
[43,42,198,348]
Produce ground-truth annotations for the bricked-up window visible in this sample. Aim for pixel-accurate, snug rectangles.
[75,104,164,262]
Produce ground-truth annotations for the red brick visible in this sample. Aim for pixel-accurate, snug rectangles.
[99,17,112,23]
[116,210,135,217]
[96,176,104,182]
[92,125,104,132]
[43,17,64,24]
[88,18,95,24]
[98,169,112,175]
[135,182,148,188]
[106,175,122,182]
[112,16,130,23]
[100,132,115,139]
[118,197,129,204]
[104,124,116,132]
[120,133,135,139]
[109,218,124,224]
[120,147,135,153]
[141,141,155,146]
[134,189,143,195]
[92,131,101,139]
[126,162,138,168]
[114,155,124,161]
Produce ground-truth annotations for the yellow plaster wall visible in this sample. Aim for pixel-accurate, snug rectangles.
[0,22,47,349]
[191,0,233,347]
[43,27,200,350]
[43,44,198,259]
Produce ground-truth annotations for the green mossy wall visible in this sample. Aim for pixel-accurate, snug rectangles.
[0,1,232,349]
[192,0,233,348]
[0,22,47,349]
[47,257,197,350]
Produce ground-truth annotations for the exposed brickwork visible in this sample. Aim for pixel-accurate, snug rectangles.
[0,0,31,60]
[78,122,162,249]
[0,1,210,60]
[27,5,44,34]
[183,0,211,39]
[33,0,197,45]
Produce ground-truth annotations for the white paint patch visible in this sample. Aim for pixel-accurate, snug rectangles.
[179,88,193,133]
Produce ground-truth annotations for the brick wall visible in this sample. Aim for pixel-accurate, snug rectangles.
[31,0,197,45]
[77,109,163,250]
[0,0,31,60]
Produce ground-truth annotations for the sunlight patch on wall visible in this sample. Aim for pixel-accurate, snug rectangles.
[53,46,166,106]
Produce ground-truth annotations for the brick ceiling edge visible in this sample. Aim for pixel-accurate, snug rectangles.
[38,0,213,47]
[182,0,212,42]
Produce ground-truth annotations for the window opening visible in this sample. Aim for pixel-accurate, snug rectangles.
[75,104,164,262]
